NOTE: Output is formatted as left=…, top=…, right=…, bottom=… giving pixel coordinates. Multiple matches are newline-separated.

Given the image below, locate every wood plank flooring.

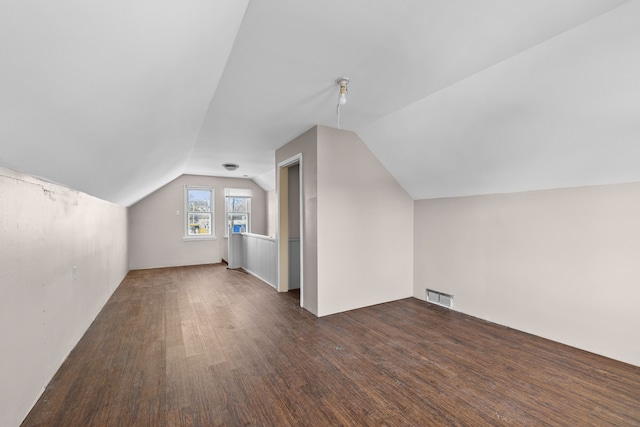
left=22, top=264, right=640, bottom=426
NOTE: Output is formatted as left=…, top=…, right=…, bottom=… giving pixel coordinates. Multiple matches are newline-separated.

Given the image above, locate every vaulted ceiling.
left=1, top=0, right=637, bottom=206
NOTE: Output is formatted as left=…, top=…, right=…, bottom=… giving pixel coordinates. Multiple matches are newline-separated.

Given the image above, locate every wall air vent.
left=426, top=289, right=453, bottom=309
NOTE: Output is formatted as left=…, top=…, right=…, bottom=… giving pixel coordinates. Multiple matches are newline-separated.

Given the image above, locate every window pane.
left=233, top=197, right=248, bottom=212
left=229, top=213, right=248, bottom=233
left=224, top=196, right=250, bottom=236
left=188, top=213, right=211, bottom=235
left=188, top=190, right=211, bottom=212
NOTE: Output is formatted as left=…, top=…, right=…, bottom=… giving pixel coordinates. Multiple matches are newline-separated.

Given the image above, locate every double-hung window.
left=225, top=188, right=252, bottom=237
left=185, top=186, right=214, bottom=238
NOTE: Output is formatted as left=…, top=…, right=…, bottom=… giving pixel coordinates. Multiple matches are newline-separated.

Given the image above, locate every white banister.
left=228, top=231, right=277, bottom=288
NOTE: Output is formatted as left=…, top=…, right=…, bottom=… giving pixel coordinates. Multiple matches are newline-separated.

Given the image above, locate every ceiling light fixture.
left=335, top=77, right=349, bottom=130
left=222, top=163, right=239, bottom=171
left=336, top=77, right=349, bottom=105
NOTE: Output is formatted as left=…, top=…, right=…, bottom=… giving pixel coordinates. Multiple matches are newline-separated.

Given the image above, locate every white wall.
left=128, top=174, right=266, bottom=269
left=316, top=126, right=414, bottom=316
left=0, top=167, right=128, bottom=427
left=414, top=183, right=640, bottom=367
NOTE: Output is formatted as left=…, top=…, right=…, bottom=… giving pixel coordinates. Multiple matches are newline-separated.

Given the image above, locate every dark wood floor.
left=23, top=264, right=640, bottom=426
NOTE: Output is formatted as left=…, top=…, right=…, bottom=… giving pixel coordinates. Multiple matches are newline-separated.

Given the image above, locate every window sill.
left=183, top=235, right=217, bottom=242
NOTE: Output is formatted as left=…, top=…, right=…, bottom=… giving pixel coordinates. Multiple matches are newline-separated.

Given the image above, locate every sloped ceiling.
left=1, top=0, right=637, bottom=206
left=0, top=0, right=249, bottom=205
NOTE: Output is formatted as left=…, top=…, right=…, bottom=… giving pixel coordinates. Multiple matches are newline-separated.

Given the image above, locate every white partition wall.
left=315, top=126, right=414, bottom=316
left=276, top=126, right=414, bottom=317
left=241, top=233, right=277, bottom=287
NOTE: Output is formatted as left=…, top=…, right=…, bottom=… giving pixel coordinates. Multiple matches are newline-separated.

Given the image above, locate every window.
left=225, top=188, right=252, bottom=237
left=185, top=186, right=214, bottom=237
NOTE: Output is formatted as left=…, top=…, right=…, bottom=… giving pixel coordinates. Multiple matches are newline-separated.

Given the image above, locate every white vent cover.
left=426, top=289, right=453, bottom=309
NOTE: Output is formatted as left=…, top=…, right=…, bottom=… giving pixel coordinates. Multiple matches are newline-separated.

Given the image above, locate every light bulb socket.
left=336, top=77, right=349, bottom=106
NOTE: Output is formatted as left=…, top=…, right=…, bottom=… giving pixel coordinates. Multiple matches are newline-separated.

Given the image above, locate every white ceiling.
left=1, top=0, right=637, bottom=206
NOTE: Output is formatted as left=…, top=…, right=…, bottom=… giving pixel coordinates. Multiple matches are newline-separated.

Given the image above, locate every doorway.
left=277, top=154, right=303, bottom=307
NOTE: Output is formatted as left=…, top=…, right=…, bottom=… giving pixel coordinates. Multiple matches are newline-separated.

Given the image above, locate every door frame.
left=276, top=153, right=304, bottom=308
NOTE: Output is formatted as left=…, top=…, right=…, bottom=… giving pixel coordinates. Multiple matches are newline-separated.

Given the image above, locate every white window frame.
left=184, top=185, right=215, bottom=240
left=224, top=188, right=252, bottom=238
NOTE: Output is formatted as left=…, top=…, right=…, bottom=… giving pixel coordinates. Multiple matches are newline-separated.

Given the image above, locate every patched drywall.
left=0, top=167, right=128, bottom=427
left=414, top=183, right=640, bottom=367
